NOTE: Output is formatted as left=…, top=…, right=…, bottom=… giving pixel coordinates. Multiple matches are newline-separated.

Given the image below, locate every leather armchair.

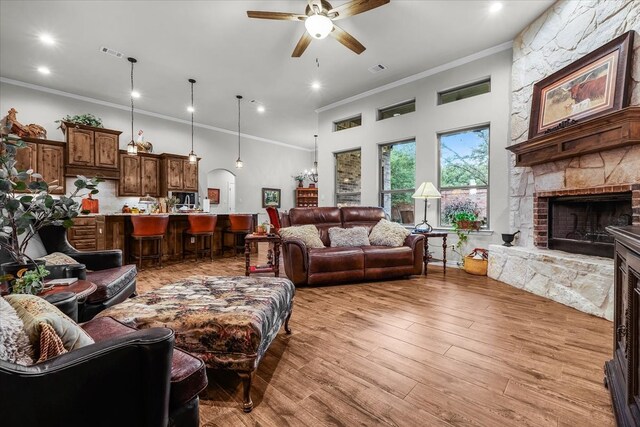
left=0, top=316, right=207, bottom=427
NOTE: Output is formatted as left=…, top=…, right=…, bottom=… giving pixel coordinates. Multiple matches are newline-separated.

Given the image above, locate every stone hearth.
left=488, top=244, right=614, bottom=320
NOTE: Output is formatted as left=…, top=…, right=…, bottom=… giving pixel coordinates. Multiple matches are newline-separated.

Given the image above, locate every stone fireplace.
left=534, top=187, right=636, bottom=258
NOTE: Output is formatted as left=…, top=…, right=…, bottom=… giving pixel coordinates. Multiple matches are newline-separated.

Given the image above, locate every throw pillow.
left=5, top=294, right=94, bottom=362
left=39, top=252, right=80, bottom=266
left=0, top=297, right=34, bottom=365
left=279, top=224, right=325, bottom=248
left=329, top=227, right=370, bottom=247
left=369, top=219, right=410, bottom=247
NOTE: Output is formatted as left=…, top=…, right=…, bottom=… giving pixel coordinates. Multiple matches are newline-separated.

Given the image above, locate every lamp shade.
left=305, top=14, right=333, bottom=39
left=412, top=182, right=441, bottom=199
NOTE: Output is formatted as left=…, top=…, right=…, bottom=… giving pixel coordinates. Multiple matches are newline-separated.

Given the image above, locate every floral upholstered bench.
left=98, top=276, right=295, bottom=412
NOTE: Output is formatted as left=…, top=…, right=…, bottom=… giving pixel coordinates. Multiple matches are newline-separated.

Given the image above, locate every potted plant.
left=292, top=173, right=306, bottom=188
left=8, top=265, right=50, bottom=294
left=443, top=198, right=486, bottom=265
left=0, top=135, right=101, bottom=294
left=55, top=113, right=104, bottom=128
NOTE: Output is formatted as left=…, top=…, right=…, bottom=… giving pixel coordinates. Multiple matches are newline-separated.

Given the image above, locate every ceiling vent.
left=368, top=64, right=386, bottom=74
left=100, top=46, right=124, bottom=59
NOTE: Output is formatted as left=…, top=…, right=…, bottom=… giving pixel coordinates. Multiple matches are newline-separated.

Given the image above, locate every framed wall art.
left=262, top=188, right=281, bottom=208
left=528, top=31, right=634, bottom=138
left=207, top=188, right=220, bottom=204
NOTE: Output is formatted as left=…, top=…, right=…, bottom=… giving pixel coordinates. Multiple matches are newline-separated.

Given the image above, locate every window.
left=438, top=78, right=491, bottom=105
left=333, top=115, right=362, bottom=132
left=377, top=99, right=416, bottom=121
left=335, top=149, right=361, bottom=206
left=439, top=126, right=489, bottom=227
left=379, top=140, right=416, bottom=225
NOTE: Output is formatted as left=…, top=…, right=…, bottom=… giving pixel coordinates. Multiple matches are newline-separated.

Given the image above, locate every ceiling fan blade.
left=247, top=11, right=306, bottom=21
left=330, top=25, right=366, bottom=54
left=292, top=32, right=313, bottom=57
left=328, top=0, right=390, bottom=20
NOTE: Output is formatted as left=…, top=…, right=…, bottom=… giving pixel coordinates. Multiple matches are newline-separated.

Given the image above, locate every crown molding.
left=0, top=77, right=312, bottom=152
left=315, top=40, right=513, bottom=113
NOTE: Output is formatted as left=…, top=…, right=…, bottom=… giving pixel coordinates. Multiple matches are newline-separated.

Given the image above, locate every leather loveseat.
left=280, top=207, right=424, bottom=286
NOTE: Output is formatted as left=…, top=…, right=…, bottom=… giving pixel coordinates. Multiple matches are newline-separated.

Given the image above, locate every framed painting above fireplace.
left=528, top=31, right=634, bottom=138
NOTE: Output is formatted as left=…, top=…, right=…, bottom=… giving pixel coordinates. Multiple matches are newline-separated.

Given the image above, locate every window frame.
left=334, top=148, right=362, bottom=206
left=437, top=124, right=490, bottom=228
left=437, top=78, right=491, bottom=105
left=378, top=139, right=416, bottom=225
left=376, top=99, right=416, bottom=121
left=333, top=114, right=362, bottom=132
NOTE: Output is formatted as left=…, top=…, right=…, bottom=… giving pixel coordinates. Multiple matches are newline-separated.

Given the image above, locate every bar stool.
left=130, top=215, right=169, bottom=269
left=183, top=215, right=217, bottom=261
left=224, top=214, right=253, bottom=255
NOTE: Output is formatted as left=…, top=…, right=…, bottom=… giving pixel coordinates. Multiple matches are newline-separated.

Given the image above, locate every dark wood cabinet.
left=141, top=156, right=160, bottom=196
left=160, top=154, right=199, bottom=195
left=183, top=159, right=198, bottom=191
left=67, top=216, right=99, bottom=251
left=61, top=122, right=121, bottom=179
left=118, top=151, right=160, bottom=197
left=606, top=226, right=640, bottom=426
left=118, top=153, right=141, bottom=196
left=15, top=138, right=65, bottom=195
left=38, top=143, right=65, bottom=194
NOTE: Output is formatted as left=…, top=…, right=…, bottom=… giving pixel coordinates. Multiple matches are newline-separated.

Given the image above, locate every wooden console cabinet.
left=160, top=154, right=199, bottom=195
left=118, top=151, right=161, bottom=197
left=14, top=137, right=65, bottom=195
left=605, top=226, right=640, bottom=426
left=61, top=122, right=121, bottom=179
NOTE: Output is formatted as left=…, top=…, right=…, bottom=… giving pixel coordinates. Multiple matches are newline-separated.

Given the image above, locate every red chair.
left=224, top=214, right=253, bottom=255
left=130, top=215, right=169, bottom=269
left=266, top=206, right=281, bottom=232
left=183, top=215, right=217, bottom=261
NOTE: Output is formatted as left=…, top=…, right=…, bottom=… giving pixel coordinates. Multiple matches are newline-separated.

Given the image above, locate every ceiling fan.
left=247, top=0, right=390, bottom=57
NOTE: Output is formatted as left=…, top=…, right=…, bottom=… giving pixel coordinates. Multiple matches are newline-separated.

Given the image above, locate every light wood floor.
left=136, top=248, right=614, bottom=427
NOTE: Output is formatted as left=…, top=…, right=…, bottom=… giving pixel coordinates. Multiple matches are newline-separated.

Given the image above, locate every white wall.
left=206, top=168, right=236, bottom=214
left=317, top=49, right=513, bottom=261
left=0, top=81, right=312, bottom=215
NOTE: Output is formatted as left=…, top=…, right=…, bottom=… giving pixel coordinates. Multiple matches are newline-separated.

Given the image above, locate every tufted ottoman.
left=98, top=276, right=295, bottom=412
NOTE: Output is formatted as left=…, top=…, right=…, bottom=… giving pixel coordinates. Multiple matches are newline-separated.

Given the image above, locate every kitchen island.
left=69, top=213, right=259, bottom=265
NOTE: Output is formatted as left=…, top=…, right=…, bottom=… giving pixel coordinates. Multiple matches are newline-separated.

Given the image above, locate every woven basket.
left=463, top=248, right=488, bottom=276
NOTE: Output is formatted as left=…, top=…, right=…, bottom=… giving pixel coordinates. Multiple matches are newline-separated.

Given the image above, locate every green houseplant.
left=0, top=135, right=101, bottom=294
left=55, top=113, right=104, bottom=128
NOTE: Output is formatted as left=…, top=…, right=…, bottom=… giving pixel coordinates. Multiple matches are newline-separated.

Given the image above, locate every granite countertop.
left=78, top=212, right=256, bottom=217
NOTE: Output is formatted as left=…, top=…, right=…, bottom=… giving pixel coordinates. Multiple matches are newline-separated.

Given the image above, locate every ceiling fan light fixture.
left=305, top=14, right=333, bottom=39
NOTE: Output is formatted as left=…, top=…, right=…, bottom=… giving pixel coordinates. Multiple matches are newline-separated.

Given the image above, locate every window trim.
left=334, top=148, right=362, bottom=206
left=378, top=139, right=416, bottom=224
left=437, top=124, right=490, bottom=228
left=333, top=114, right=363, bottom=132
left=437, top=77, right=491, bottom=105
left=376, top=98, right=416, bottom=121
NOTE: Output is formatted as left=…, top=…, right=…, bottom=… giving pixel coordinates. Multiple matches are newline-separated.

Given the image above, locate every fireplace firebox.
left=548, top=193, right=632, bottom=258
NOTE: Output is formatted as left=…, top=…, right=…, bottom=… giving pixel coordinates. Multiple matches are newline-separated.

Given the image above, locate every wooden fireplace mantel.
left=507, top=106, right=640, bottom=167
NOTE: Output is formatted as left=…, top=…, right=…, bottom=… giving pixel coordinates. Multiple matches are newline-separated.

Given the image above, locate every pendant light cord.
left=130, top=60, right=134, bottom=142
left=190, top=81, right=194, bottom=152
left=237, top=96, right=241, bottom=159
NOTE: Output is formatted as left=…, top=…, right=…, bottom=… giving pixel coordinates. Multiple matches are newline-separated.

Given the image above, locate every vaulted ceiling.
left=0, top=1, right=553, bottom=148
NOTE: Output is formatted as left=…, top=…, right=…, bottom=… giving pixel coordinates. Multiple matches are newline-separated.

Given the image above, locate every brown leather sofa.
left=280, top=207, right=424, bottom=286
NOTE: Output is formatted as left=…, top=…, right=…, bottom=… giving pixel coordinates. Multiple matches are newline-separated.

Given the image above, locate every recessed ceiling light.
left=187, top=106, right=195, bottom=113
left=37, top=66, right=51, bottom=75
left=131, top=90, right=141, bottom=99
left=489, top=2, right=503, bottom=13
left=311, top=81, right=321, bottom=90
left=257, top=105, right=265, bottom=113
left=39, top=33, right=55, bottom=45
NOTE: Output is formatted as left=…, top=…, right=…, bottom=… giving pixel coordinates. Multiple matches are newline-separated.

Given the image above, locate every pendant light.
left=235, top=95, right=243, bottom=168
left=313, top=134, right=318, bottom=172
left=187, top=78, right=198, bottom=164
left=126, top=57, right=138, bottom=156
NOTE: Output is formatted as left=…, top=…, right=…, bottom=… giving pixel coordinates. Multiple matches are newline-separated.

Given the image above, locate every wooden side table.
left=244, top=233, right=281, bottom=277
left=40, top=279, right=97, bottom=300
left=413, top=231, right=447, bottom=275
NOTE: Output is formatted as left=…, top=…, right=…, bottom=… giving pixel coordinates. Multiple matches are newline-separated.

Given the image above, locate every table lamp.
left=412, top=182, right=441, bottom=232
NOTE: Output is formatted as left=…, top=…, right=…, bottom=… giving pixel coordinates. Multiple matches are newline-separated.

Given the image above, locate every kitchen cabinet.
left=67, top=216, right=99, bottom=251
left=61, top=122, right=121, bottom=179
left=160, top=154, right=199, bottom=195
left=15, top=138, right=65, bottom=195
left=605, top=226, right=640, bottom=426
left=118, top=151, right=160, bottom=197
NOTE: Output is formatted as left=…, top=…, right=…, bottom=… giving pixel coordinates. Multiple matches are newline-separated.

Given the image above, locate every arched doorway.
left=206, top=169, right=236, bottom=213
